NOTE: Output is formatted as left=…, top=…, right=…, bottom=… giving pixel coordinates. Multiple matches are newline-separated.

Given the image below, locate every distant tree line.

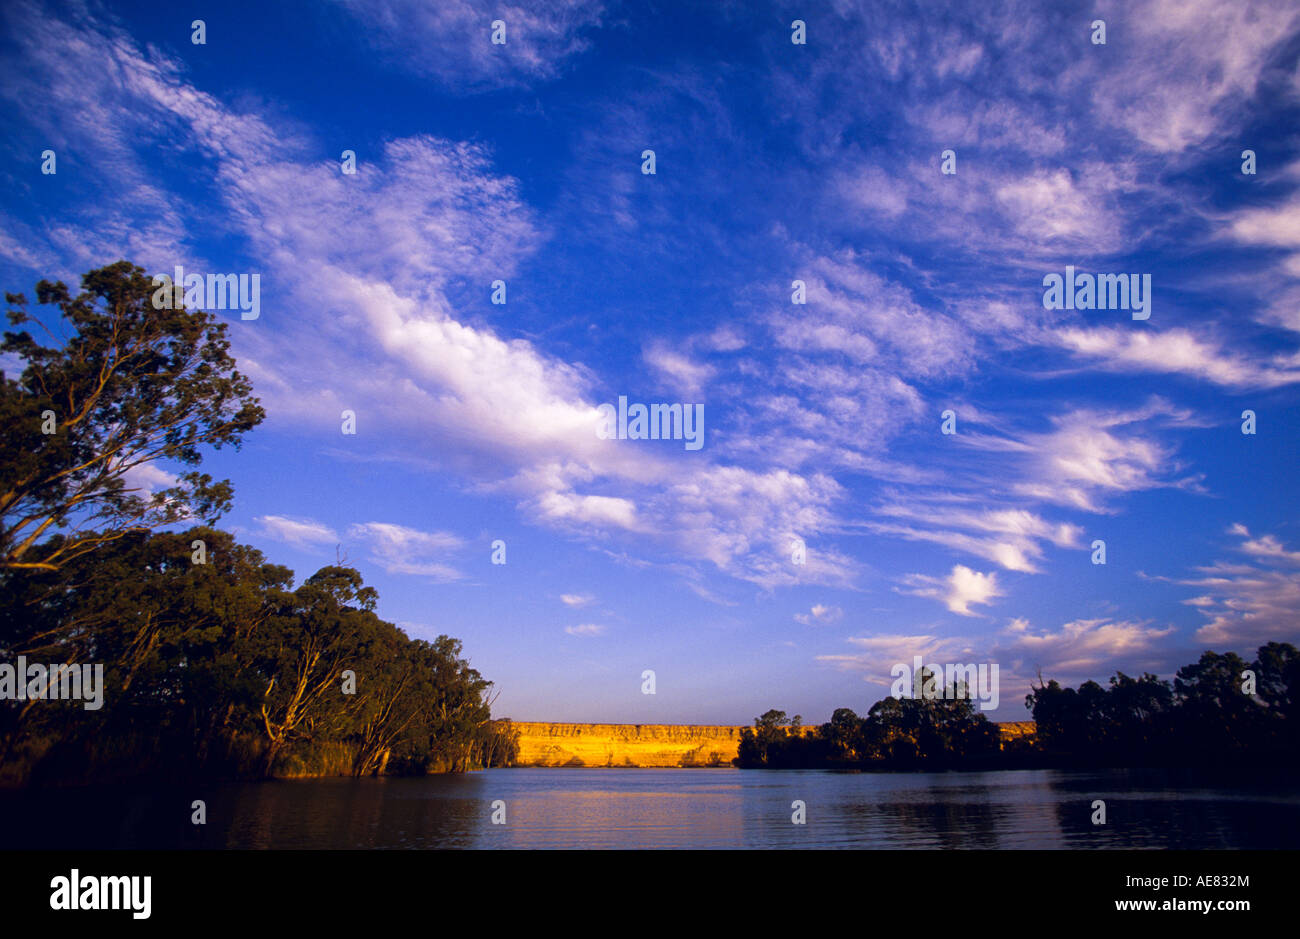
left=738, top=644, right=1299, bottom=770
left=1025, top=645, right=1298, bottom=767
left=737, top=673, right=1002, bottom=769
left=1, top=263, right=509, bottom=785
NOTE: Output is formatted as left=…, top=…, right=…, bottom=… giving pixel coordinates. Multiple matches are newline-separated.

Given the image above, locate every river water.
left=3, top=767, right=1296, bottom=849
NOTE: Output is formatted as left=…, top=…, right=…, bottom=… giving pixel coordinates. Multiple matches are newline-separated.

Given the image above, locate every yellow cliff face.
left=509, top=722, right=750, bottom=767
left=995, top=721, right=1037, bottom=748
left=505, top=720, right=1037, bottom=767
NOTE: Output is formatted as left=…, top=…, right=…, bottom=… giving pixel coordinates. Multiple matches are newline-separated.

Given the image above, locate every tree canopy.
left=1, top=262, right=502, bottom=786
left=2, top=261, right=262, bottom=571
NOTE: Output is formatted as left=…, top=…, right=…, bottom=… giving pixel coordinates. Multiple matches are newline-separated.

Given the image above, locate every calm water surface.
left=4, top=768, right=1297, bottom=849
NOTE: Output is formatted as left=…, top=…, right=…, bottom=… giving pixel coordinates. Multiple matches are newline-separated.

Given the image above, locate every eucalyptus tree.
left=1, top=262, right=262, bottom=572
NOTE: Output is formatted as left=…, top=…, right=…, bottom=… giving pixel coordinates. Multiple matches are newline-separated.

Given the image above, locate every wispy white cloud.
left=121, top=462, right=180, bottom=495
left=997, top=616, right=1177, bottom=679
left=254, top=516, right=464, bottom=580
left=857, top=401, right=1190, bottom=578
left=255, top=515, right=340, bottom=551
left=795, top=603, right=842, bottom=626
left=816, top=633, right=978, bottom=687
left=779, top=250, right=974, bottom=379
left=1055, top=328, right=1300, bottom=390
left=1229, top=197, right=1300, bottom=249
left=870, top=503, right=1083, bottom=574
left=901, top=565, right=1003, bottom=616
left=1180, top=525, right=1300, bottom=647
left=328, top=0, right=605, bottom=91
left=1091, top=0, right=1299, bottom=154
left=1002, top=402, right=1203, bottom=512
left=653, top=466, right=856, bottom=589
left=817, top=613, right=1181, bottom=706
left=643, top=340, right=714, bottom=395
left=345, top=522, right=465, bottom=581
left=0, top=11, right=875, bottom=594
left=6, top=0, right=1299, bottom=659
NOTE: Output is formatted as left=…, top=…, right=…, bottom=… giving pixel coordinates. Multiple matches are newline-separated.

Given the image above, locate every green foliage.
left=1, top=261, right=263, bottom=571
left=0, top=527, right=500, bottom=783
left=0, top=262, right=498, bottom=785
left=736, top=674, right=1000, bottom=769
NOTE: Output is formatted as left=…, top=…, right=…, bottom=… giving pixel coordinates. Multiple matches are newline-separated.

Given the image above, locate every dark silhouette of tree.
left=1022, top=645, right=1298, bottom=768
left=821, top=707, right=864, bottom=762
left=1253, top=642, right=1299, bottom=751
left=1103, top=672, right=1174, bottom=759
left=741, top=649, right=1298, bottom=772
left=738, top=671, right=1000, bottom=769
left=1173, top=651, right=1265, bottom=758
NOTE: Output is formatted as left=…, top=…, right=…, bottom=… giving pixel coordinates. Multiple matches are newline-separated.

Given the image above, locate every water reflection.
left=1, top=768, right=1295, bottom=849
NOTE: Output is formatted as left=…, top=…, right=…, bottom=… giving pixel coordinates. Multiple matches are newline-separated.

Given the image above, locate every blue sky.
left=2, top=0, right=1299, bottom=723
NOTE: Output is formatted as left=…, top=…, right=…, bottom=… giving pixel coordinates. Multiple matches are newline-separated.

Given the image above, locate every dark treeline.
left=1025, top=646, right=1298, bottom=767
left=1, top=262, right=515, bottom=786
left=737, top=681, right=1002, bottom=770
left=0, top=528, right=520, bottom=785
left=738, top=644, right=1300, bottom=770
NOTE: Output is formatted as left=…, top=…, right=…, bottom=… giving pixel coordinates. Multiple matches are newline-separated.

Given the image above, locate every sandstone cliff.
left=506, top=721, right=1035, bottom=767
left=509, top=722, right=750, bottom=767
left=995, top=721, right=1037, bottom=748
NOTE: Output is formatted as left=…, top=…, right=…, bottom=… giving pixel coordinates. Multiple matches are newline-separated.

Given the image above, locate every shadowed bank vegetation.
left=1, top=262, right=509, bottom=786
left=738, top=646, right=1300, bottom=770
left=0, top=527, right=515, bottom=786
